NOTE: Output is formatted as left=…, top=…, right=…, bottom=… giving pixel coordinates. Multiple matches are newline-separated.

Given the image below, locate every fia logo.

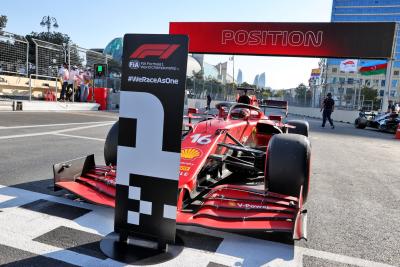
left=129, top=60, right=140, bottom=69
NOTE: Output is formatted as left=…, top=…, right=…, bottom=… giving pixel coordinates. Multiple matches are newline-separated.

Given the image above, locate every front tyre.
left=287, top=120, right=309, bottom=137
left=266, top=134, right=311, bottom=202
left=104, top=121, right=119, bottom=166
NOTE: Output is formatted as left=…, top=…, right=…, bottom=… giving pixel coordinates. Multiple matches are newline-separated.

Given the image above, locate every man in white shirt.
left=58, top=63, right=69, bottom=101
left=67, top=65, right=78, bottom=101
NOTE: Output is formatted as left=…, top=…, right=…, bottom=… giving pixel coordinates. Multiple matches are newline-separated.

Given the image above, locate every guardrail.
left=0, top=70, right=28, bottom=77
left=29, top=74, right=59, bottom=101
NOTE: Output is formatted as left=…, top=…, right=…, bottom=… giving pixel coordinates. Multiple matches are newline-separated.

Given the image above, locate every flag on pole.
left=339, top=59, right=358, bottom=72
left=310, top=68, right=320, bottom=78
left=359, top=60, right=387, bottom=76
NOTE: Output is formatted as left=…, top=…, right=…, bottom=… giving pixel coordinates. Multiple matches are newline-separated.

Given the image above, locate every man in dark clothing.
left=321, top=92, right=335, bottom=129
left=206, top=95, right=212, bottom=110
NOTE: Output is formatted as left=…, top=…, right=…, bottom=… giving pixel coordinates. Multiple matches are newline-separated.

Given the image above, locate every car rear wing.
left=260, top=100, right=288, bottom=117
left=260, top=100, right=288, bottom=111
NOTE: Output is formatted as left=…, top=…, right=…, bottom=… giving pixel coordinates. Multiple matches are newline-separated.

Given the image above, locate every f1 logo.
left=129, top=44, right=180, bottom=59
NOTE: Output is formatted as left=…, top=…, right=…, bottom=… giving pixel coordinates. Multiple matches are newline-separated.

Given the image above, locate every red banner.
left=169, top=22, right=395, bottom=59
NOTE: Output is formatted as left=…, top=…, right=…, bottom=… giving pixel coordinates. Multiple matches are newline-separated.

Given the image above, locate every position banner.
left=115, top=34, right=188, bottom=243
left=169, top=22, right=396, bottom=59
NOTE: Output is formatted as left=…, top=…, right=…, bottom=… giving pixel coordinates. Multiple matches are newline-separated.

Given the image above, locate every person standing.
left=58, top=63, right=69, bottom=101
left=67, top=66, right=78, bottom=101
left=320, top=92, right=335, bottom=129
left=206, top=94, right=212, bottom=110
left=80, top=68, right=91, bottom=102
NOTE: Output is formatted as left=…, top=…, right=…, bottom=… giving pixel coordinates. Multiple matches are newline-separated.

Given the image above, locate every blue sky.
left=2, top=0, right=333, bottom=88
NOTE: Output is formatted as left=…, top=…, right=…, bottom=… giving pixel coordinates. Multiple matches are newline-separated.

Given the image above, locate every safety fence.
left=32, top=39, right=64, bottom=77
left=0, top=30, right=113, bottom=102
left=0, top=31, right=29, bottom=76
left=186, top=77, right=237, bottom=102
left=283, top=85, right=379, bottom=111
left=69, top=44, right=109, bottom=70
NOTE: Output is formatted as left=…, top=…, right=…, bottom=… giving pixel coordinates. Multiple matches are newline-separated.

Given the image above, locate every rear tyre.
left=355, top=118, right=367, bottom=129
left=266, top=134, right=311, bottom=202
left=104, top=121, right=119, bottom=166
left=287, top=120, right=309, bottom=137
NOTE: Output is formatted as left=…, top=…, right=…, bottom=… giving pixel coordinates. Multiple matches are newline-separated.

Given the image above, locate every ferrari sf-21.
left=53, top=88, right=311, bottom=240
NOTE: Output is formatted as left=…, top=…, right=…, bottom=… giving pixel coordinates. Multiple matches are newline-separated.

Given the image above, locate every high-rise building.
left=253, top=74, right=259, bottom=87
left=324, top=0, right=400, bottom=107
left=258, top=72, right=266, bottom=89
left=237, top=69, right=243, bottom=85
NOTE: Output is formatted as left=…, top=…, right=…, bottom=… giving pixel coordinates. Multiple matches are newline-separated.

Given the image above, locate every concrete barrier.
left=288, top=106, right=359, bottom=124
left=18, top=101, right=100, bottom=111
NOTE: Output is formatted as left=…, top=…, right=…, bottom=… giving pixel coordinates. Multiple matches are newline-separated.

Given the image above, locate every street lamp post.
left=40, top=16, right=59, bottom=33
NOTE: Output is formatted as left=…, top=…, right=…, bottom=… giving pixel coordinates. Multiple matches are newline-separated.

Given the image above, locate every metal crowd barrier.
left=28, top=74, right=59, bottom=102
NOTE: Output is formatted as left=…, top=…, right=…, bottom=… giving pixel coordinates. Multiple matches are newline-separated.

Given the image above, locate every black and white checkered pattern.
left=114, top=91, right=180, bottom=242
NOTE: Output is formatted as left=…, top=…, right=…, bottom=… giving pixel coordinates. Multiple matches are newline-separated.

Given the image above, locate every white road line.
left=296, top=246, right=396, bottom=267
left=65, top=111, right=118, bottom=119
left=53, top=133, right=105, bottom=142
left=0, top=120, right=115, bottom=130
left=0, top=122, right=113, bottom=140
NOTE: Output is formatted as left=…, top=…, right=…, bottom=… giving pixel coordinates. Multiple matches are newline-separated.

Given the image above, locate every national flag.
left=359, top=60, right=387, bottom=76
left=310, top=68, right=320, bottom=77
left=339, top=59, right=358, bottom=72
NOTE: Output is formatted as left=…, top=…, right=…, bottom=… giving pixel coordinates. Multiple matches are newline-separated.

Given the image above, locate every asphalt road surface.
left=0, top=110, right=399, bottom=267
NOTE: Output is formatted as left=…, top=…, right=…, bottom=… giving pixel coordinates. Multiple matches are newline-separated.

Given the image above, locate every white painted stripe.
left=52, top=133, right=105, bottom=142
left=65, top=111, right=118, bottom=119
left=296, top=246, right=397, bottom=267
left=0, top=120, right=115, bottom=130
left=0, top=122, right=113, bottom=140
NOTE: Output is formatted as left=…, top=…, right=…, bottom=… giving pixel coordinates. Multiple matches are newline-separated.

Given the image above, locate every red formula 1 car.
left=53, top=89, right=311, bottom=239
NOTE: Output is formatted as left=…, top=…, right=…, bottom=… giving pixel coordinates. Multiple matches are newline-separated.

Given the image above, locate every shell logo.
left=181, top=148, right=202, bottom=160
left=227, top=201, right=236, bottom=207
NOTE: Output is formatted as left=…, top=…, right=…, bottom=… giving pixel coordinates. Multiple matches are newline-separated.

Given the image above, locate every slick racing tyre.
left=287, top=120, right=309, bottom=137
left=104, top=121, right=119, bottom=166
left=355, top=118, right=367, bottom=129
left=266, top=134, right=311, bottom=202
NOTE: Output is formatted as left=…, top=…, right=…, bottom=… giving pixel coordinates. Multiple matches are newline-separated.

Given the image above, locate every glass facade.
left=329, top=0, right=400, bottom=67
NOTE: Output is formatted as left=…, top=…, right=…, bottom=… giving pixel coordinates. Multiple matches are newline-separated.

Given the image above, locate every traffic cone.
left=396, top=124, right=400, bottom=140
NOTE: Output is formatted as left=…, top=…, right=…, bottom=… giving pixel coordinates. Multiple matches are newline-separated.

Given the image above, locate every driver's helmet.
left=237, top=95, right=251, bottom=104
left=230, top=108, right=250, bottom=120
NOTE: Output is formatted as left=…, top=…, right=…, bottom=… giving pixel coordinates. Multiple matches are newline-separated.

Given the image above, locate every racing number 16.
left=190, top=134, right=212, bottom=145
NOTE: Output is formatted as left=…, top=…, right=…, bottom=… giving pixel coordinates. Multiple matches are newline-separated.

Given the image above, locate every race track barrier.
left=288, top=106, right=360, bottom=124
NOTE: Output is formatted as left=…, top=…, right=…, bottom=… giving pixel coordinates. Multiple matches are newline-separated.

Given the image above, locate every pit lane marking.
left=0, top=120, right=115, bottom=130
left=0, top=122, right=113, bottom=140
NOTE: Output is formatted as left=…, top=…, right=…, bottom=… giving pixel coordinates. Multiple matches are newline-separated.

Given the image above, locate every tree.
left=26, top=31, right=71, bottom=46
left=273, top=89, right=285, bottom=98
left=0, top=15, right=7, bottom=31
left=25, top=31, right=73, bottom=66
left=295, top=83, right=307, bottom=104
left=240, top=82, right=256, bottom=89
left=360, top=85, right=379, bottom=109
left=262, top=89, right=272, bottom=99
